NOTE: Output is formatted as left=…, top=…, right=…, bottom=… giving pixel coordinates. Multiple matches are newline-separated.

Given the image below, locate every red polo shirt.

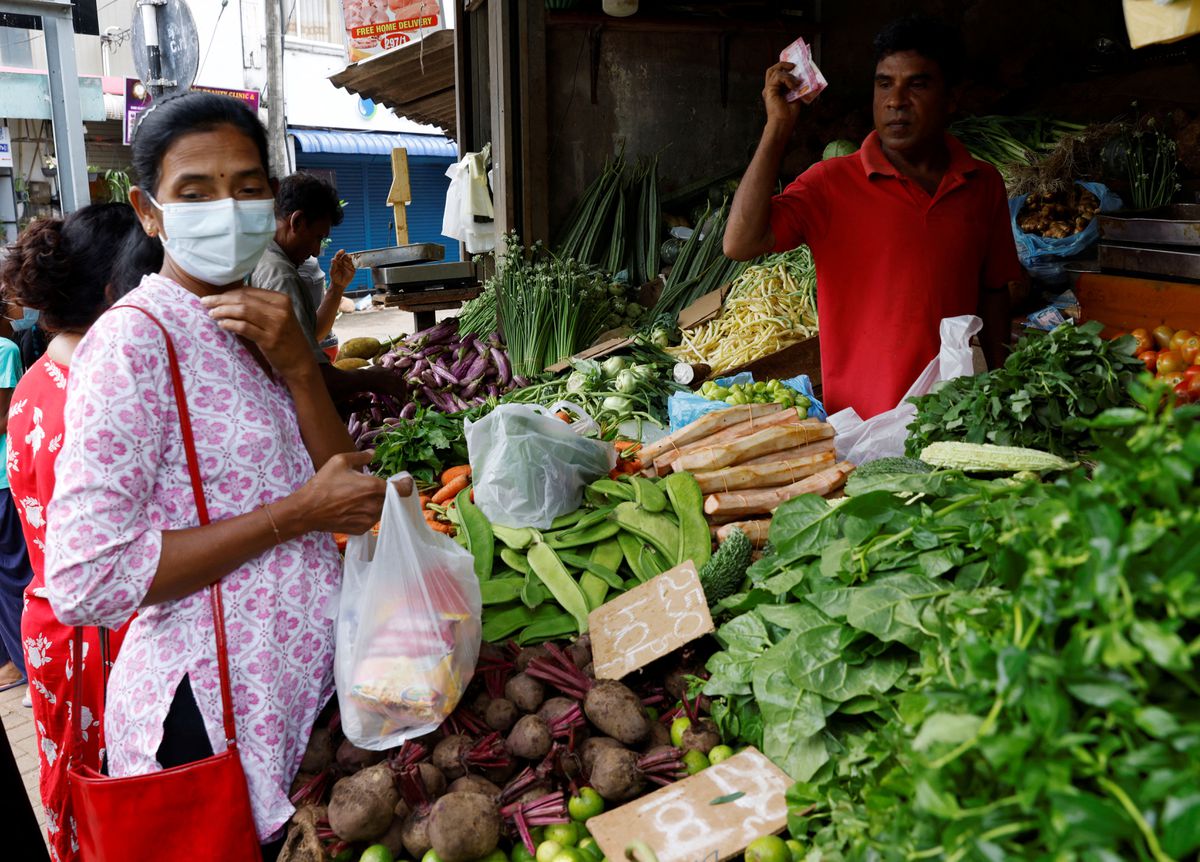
left=769, top=131, right=1021, bottom=419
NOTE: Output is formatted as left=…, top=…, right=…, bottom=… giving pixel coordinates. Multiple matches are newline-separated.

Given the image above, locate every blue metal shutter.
left=295, top=154, right=375, bottom=294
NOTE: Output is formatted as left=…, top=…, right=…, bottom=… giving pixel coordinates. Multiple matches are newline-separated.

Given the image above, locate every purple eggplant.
left=358, top=427, right=385, bottom=448
left=410, top=357, right=428, bottom=376
left=370, top=407, right=382, bottom=424
left=512, top=375, right=529, bottom=388
left=399, top=402, right=418, bottom=420
left=461, top=378, right=482, bottom=400
left=394, top=355, right=414, bottom=372
left=416, top=319, right=459, bottom=347
left=431, top=364, right=458, bottom=387
left=463, top=351, right=489, bottom=383
left=486, top=383, right=500, bottom=398
left=490, top=347, right=512, bottom=386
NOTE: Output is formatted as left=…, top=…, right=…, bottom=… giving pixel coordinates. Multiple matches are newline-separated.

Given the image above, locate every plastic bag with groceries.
left=779, top=36, right=827, bottom=103
left=335, top=474, right=482, bottom=750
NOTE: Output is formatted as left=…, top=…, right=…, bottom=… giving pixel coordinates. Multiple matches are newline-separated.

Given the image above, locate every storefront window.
left=284, top=0, right=344, bottom=45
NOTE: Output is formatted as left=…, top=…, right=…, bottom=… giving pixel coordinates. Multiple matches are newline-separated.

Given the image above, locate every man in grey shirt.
left=253, top=173, right=403, bottom=403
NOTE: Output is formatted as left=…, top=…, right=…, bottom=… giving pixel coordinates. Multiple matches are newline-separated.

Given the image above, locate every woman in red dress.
left=3, top=203, right=160, bottom=861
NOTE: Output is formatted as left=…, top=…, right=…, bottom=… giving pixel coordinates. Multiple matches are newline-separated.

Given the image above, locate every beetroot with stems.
left=580, top=736, right=623, bottom=774
left=299, top=727, right=334, bottom=774
left=327, top=762, right=400, bottom=842
left=514, top=645, right=549, bottom=673
left=507, top=702, right=585, bottom=760
left=485, top=697, right=519, bottom=732
left=428, top=791, right=503, bottom=862
left=505, top=673, right=546, bottom=713
left=432, top=734, right=472, bottom=781
left=527, top=644, right=651, bottom=744
left=500, top=792, right=570, bottom=855
left=397, top=764, right=436, bottom=859
left=589, top=746, right=686, bottom=802
left=449, top=775, right=502, bottom=798
left=680, top=717, right=721, bottom=754
left=536, top=696, right=578, bottom=724
left=566, top=635, right=592, bottom=669
left=336, top=738, right=385, bottom=772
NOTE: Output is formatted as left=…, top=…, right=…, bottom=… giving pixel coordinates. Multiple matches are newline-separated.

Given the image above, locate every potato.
left=428, top=792, right=502, bottom=862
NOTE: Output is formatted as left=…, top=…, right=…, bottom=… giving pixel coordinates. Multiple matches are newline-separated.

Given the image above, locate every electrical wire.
left=196, top=0, right=229, bottom=81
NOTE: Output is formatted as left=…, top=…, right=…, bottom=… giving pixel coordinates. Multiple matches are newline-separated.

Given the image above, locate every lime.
left=707, top=744, right=734, bottom=764
left=682, top=749, right=709, bottom=775
left=544, top=823, right=581, bottom=847
left=577, top=837, right=603, bottom=860
left=422, top=851, right=444, bottom=862
left=745, top=835, right=791, bottom=862
left=333, top=851, right=356, bottom=862
left=475, top=852, right=508, bottom=862
left=568, top=787, right=605, bottom=822
left=550, top=851, right=589, bottom=862
left=512, top=844, right=537, bottom=862
left=360, top=847, right=394, bottom=862
left=669, top=716, right=692, bottom=747
left=785, top=839, right=805, bottom=861
left=536, top=841, right=564, bottom=862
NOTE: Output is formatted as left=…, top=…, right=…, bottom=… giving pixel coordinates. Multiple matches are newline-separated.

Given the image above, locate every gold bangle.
left=263, top=504, right=284, bottom=546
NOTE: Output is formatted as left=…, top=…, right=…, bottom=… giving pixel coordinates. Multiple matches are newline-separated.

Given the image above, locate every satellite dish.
left=131, top=0, right=199, bottom=100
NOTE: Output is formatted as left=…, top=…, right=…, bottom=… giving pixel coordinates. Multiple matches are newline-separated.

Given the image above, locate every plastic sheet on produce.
left=667, top=373, right=826, bottom=432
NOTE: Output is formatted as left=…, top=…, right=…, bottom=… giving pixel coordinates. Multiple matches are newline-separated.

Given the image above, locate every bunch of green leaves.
left=371, top=406, right=469, bottom=488
left=905, top=320, right=1143, bottom=457
left=707, top=387, right=1200, bottom=861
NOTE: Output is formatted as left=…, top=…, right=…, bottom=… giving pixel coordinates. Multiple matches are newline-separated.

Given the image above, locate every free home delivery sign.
left=341, top=0, right=444, bottom=63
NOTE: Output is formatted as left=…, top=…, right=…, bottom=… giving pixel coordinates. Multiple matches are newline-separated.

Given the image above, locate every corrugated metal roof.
left=329, top=29, right=457, bottom=138
left=289, top=129, right=457, bottom=159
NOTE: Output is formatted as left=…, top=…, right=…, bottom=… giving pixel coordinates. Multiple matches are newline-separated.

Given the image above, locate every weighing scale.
left=352, top=243, right=480, bottom=332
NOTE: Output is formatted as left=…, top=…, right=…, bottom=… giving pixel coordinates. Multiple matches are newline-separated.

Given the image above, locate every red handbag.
left=67, top=305, right=263, bottom=862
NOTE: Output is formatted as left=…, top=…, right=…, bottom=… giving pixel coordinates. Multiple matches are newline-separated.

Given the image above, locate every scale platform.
left=370, top=259, right=481, bottom=331
left=1097, top=205, right=1200, bottom=282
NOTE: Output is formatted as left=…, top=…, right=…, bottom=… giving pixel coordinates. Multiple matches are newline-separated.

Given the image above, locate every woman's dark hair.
left=873, top=15, right=966, bottom=87
left=131, top=91, right=271, bottom=196
left=0, top=203, right=153, bottom=330
left=277, top=172, right=344, bottom=227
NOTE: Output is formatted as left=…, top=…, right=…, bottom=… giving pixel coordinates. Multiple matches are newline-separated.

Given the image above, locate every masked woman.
left=44, top=93, right=385, bottom=860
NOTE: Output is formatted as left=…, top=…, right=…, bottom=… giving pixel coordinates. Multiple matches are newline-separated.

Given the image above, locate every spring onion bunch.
left=493, top=235, right=612, bottom=377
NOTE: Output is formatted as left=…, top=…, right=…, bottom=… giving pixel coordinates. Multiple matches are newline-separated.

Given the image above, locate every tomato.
left=1131, top=327, right=1153, bottom=354
left=670, top=716, right=692, bottom=747
left=567, top=787, right=605, bottom=822
left=745, top=836, right=793, bottom=862
left=682, top=749, right=710, bottom=775
left=1139, top=350, right=1159, bottom=373
left=707, top=744, right=735, bottom=764
left=1158, top=350, right=1187, bottom=375
left=1182, top=336, right=1200, bottom=365
left=544, top=823, right=581, bottom=847
left=1170, top=329, right=1195, bottom=355
left=1160, top=371, right=1186, bottom=388
left=1190, top=374, right=1200, bottom=397
left=1174, top=380, right=1193, bottom=404
left=1153, top=325, right=1176, bottom=350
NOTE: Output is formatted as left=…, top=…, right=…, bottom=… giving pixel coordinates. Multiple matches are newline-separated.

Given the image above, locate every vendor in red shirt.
left=724, top=16, right=1022, bottom=419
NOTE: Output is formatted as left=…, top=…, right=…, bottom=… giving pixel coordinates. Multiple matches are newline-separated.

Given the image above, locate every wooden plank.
left=488, top=0, right=517, bottom=237
left=1076, top=271, right=1200, bottom=334
left=518, top=0, right=549, bottom=244
left=393, top=204, right=409, bottom=245
left=388, top=148, right=411, bottom=204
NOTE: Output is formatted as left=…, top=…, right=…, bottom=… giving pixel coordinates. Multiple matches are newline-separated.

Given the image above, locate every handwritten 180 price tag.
left=587, top=748, right=792, bottom=862
left=589, top=561, right=714, bottom=680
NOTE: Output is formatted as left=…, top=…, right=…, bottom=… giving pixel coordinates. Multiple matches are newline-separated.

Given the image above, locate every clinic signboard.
left=124, top=79, right=261, bottom=145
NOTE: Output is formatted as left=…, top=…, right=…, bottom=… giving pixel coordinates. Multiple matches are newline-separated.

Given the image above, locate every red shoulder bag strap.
left=71, top=304, right=239, bottom=758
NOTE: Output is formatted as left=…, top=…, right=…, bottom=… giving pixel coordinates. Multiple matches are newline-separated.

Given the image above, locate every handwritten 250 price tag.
left=589, top=561, right=714, bottom=680
left=587, top=748, right=792, bottom=862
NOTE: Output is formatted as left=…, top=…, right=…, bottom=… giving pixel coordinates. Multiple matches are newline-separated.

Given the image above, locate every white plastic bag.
left=335, top=474, right=482, bottom=750
left=442, top=147, right=497, bottom=254
left=465, top=404, right=617, bottom=529
left=830, top=315, right=981, bottom=464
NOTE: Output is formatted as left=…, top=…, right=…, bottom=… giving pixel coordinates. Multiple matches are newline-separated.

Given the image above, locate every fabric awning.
left=329, top=29, right=457, bottom=140
left=289, top=128, right=457, bottom=159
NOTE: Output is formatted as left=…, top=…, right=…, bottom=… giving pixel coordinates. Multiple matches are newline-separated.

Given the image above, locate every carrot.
left=614, top=440, right=642, bottom=454
left=555, top=411, right=571, bottom=423
left=440, top=465, right=472, bottom=487
left=423, top=509, right=439, bottom=522
left=675, top=422, right=834, bottom=473
left=428, top=521, right=456, bottom=534
left=419, top=495, right=432, bottom=508
left=432, top=475, right=470, bottom=505
left=703, top=462, right=855, bottom=519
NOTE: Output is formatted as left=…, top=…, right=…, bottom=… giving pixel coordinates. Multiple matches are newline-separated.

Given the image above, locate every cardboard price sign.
left=587, top=748, right=792, bottom=862
left=589, top=561, right=714, bottom=680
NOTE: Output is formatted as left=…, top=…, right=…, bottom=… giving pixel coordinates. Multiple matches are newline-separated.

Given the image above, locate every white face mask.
left=149, top=195, right=276, bottom=285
